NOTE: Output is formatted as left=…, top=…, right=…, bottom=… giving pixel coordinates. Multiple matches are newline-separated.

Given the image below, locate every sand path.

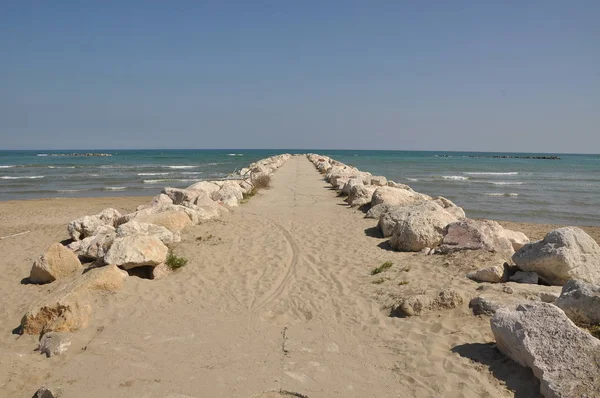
left=1, top=156, right=537, bottom=397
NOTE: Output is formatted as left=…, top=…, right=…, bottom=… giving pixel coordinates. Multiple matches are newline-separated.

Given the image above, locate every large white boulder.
left=116, top=221, right=176, bottom=245
left=186, top=181, right=221, bottom=198
left=389, top=201, right=459, bottom=251
left=491, top=303, right=600, bottom=398
left=429, top=196, right=466, bottom=219
left=67, top=208, right=122, bottom=241
left=371, top=186, right=430, bottom=207
left=512, top=227, right=600, bottom=285
left=104, top=235, right=168, bottom=270
left=77, top=227, right=116, bottom=260
left=211, top=181, right=245, bottom=207
left=555, top=279, right=600, bottom=325
left=345, top=184, right=377, bottom=207
left=438, top=219, right=516, bottom=256
left=29, top=243, right=82, bottom=284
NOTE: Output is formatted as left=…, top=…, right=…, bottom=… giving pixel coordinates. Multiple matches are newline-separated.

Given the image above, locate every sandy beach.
left=1, top=155, right=599, bottom=397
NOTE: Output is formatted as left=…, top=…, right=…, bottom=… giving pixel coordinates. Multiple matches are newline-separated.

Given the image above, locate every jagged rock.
left=135, top=210, right=194, bottom=234
left=512, top=227, right=600, bottom=285
left=369, top=176, right=388, bottom=186
left=555, top=279, right=600, bottom=325
left=509, top=271, right=539, bottom=284
left=341, top=178, right=364, bottom=195
left=21, top=289, right=91, bottom=335
left=116, top=221, right=176, bottom=245
left=161, top=187, right=204, bottom=205
left=371, top=186, right=430, bottom=207
left=38, top=332, right=71, bottom=357
left=430, top=197, right=466, bottom=219
left=29, top=243, right=82, bottom=284
left=104, top=235, right=168, bottom=270
left=117, top=204, right=198, bottom=226
left=389, top=202, right=459, bottom=251
left=467, top=265, right=506, bottom=283
left=67, top=208, right=122, bottom=241
left=438, top=219, right=515, bottom=256
left=150, top=193, right=173, bottom=207
left=491, top=303, right=600, bottom=398
left=186, top=181, right=221, bottom=198
left=211, top=181, right=245, bottom=207
left=365, top=203, right=393, bottom=219
left=469, top=296, right=504, bottom=316
left=152, top=263, right=172, bottom=280
left=77, top=228, right=116, bottom=260
left=345, top=184, right=377, bottom=207
left=83, top=264, right=128, bottom=291
left=395, top=288, right=464, bottom=316
left=387, top=181, right=413, bottom=190
left=501, top=229, right=529, bottom=251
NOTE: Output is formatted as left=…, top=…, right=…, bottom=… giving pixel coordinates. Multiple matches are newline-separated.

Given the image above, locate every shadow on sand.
left=451, top=342, right=541, bottom=398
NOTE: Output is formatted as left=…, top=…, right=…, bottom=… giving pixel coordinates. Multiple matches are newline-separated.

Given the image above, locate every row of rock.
left=21, top=154, right=292, bottom=338
left=307, top=153, right=600, bottom=397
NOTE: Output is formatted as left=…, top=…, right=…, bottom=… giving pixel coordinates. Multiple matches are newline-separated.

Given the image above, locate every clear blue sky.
left=1, top=1, right=599, bottom=152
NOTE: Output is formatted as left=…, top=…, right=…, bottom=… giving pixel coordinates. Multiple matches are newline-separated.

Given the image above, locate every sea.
left=1, top=149, right=599, bottom=226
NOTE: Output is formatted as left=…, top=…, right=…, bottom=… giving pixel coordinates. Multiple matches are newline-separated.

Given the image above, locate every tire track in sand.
left=249, top=218, right=300, bottom=329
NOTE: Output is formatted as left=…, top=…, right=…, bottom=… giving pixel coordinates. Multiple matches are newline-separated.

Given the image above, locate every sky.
left=1, top=1, right=599, bottom=153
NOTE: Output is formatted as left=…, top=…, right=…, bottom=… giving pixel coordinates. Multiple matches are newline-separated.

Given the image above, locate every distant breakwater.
left=437, top=155, right=561, bottom=160
left=37, top=153, right=113, bottom=157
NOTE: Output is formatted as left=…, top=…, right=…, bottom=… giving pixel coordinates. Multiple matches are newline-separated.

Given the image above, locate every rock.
left=77, top=228, right=116, bottom=260
left=161, top=187, right=203, bottom=205
left=341, top=178, right=363, bottom=195
left=150, top=193, right=174, bottom=207
left=32, top=387, right=56, bottom=398
left=29, top=243, right=82, bottom=284
left=395, top=288, right=464, bottom=316
left=540, top=292, right=558, bottom=303
left=438, top=219, right=515, bottom=256
left=117, top=204, right=198, bottom=226
left=82, top=264, right=128, bottom=291
left=136, top=210, right=194, bottom=234
left=365, top=203, right=393, bottom=219
left=430, top=197, right=466, bottom=219
left=369, top=176, right=388, bottom=186
left=371, top=186, right=430, bottom=207
left=38, top=332, right=71, bottom=357
left=345, top=184, right=377, bottom=207
left=104, top=235, right=168, bottom=270
left=469, top=296, right=503, bottom=316
left=193, top=192, right=229, bottom=218
left=67, top=208, right=122, bottom=241
left=186, top=181, right=221, bottom=198
left=116, top=221, right=175, bottom=245
left=152, top=263, right=172, bottom=280
left=509, top=271, right=539, bottom=284
left=512, top=227, right=600, bottom=285
left=211, top=181, right=244, bottom=207
left=379, top=201, right=456, bottom=239
left=467, top=265, right=506, bottom=283
left=389, top=202, right=459, bottom=251
left=387, top=181, right=413, bottom=190
left=491, top=303, right=600, bottom=398
left=21, top=289, right=91, bottom=335
left=501, top=229, right=529, bottom=251
left=555, top=279, right=600, bottom=325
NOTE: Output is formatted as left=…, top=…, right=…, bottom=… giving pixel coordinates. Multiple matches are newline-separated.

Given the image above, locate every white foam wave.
left=137, top=172, right=170, bottom=176
left=48, top=166, right=76, bottom=169
left=440, top=175, right=469, bottom=181
left=164, top=165, right=197, bottom=169
left=228, top=153, right=243, bottom=156
left=1, top=175, right=45, bottom=179
left=181, top=172, right=203, bottom=175
left=485, top=192, right=519, bottom=197
left=37, top=154, right=48, bottom=157
left=407, top=178, right=419, bottom=182
left=464, top=172, right=519, bottom=176
left=489, top=181, right=524, bottom=186
left=104, top=186, right=127, bottom=191
left=0, top=165, right=15, bottom=168
left=143, top=179, right=166, bottom=184
left=57, top=189, right=87, bottom=193
left=143, top=178, right=199, bottom=184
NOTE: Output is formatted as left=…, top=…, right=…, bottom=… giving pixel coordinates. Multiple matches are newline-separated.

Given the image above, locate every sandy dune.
left=3, top=155, right=599, bottom=397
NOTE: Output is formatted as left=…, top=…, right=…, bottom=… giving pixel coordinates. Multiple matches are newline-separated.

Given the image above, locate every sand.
left=1, top=155, right=598, bottom=397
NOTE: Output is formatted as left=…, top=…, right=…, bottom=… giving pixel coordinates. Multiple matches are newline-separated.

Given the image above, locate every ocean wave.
left=488, top=181, right=525, bottom=186
left=464, top=172, right=519, bottom=176
left=1, top=175, right=45, bottom=179
left=407, top=178, right=419, bottom=182
left=438, top=175, right=469, bottom=181
left=181, top=171, right=203, bottom=175
left=164, top=165, right=198, bottom=169
left=0, top=165, right=15, bottom=168
left=143, top=178, right=199, bottom=184
left=484, top=192, right=519, bottom=197
left=48, top=166, right=76, bottom=169
left=37, top=154, right=48, bottom=157
left=137, top=172, right=170, bottom=176
left=57, top=189, right=88, bottom=193
left=228, top=153, right=243, bottom=156
left=104, top=186, right=127, bottom=191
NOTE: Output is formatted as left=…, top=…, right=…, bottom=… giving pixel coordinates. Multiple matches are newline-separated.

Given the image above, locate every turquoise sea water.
left=1, top=149, right=599, bottom=226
